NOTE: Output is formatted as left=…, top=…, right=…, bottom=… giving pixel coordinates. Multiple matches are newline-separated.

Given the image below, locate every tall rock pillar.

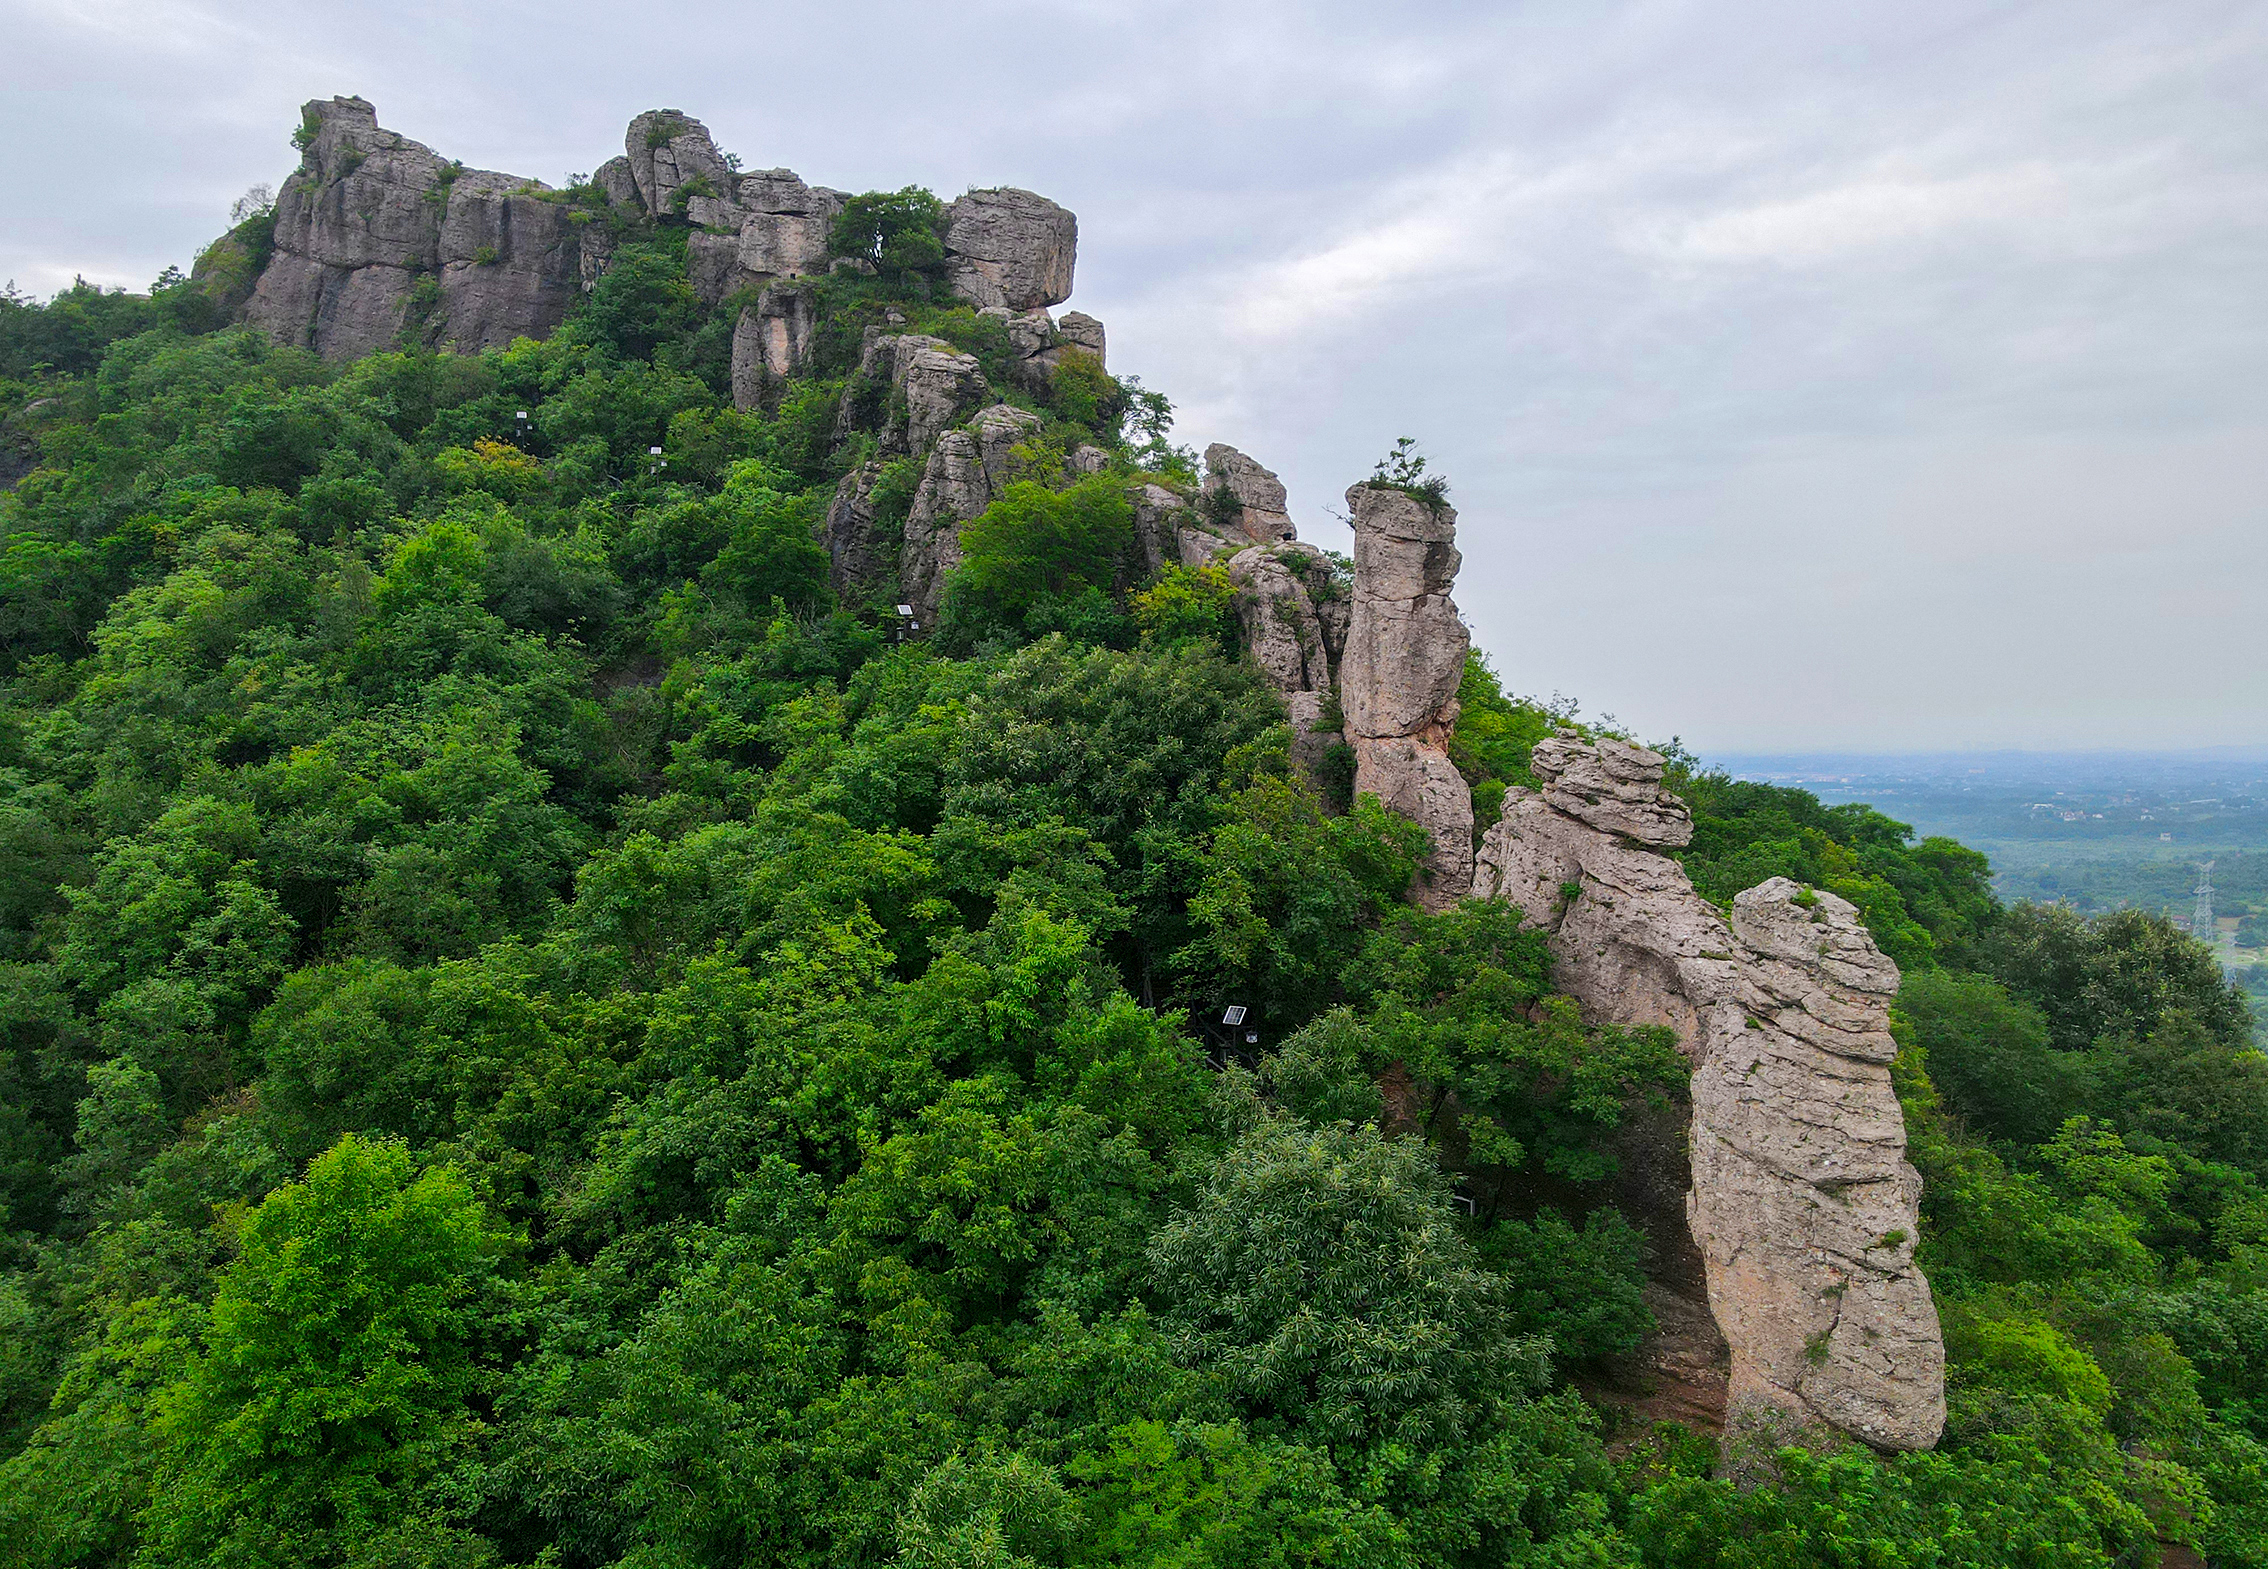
left=1471, top=736, right=1947, bottom=1451
left=1341, top=484, right=1473, bottom=909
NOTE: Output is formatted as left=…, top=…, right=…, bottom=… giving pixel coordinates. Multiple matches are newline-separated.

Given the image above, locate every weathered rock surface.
left=837, top=333, right=988, bottom=457
left=1470, top=738, right=1945, bottom=1451
left=900, top=404, right=1043, bottom=622
left=625, top=110, right=735, bottom=217
left=594, top=156, right=640, bottom=212
left=245, top=97, right=444, bottom=359
left=1531, top=735, right=1696, bottom=847
left=1340, top=484, right=1472, bottom=906
left=730, top=284, right=818, bottom=409
left=244, top=97, right=583, bottom=360
left=943, top=189, right=1077, bottom=311
left=436, top=170, right=583, bottom=350
left=1202, top=443, right=1296, bottom=545
left=1131, top=485, right=1193, bottom=577
left=821, top=464, right=889, bottom=601
left=228, top=100, right=1086, bottom=372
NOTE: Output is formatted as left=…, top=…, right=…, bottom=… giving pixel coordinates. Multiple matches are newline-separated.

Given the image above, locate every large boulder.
left=943, top=189, right=1076, bottom=311
left=1471, top=739, right=1946, bottom=1452
left=1202, top=444, right=1296, bottom=545
left=1339, top=483, right=1473, bottom=906
left=625, top=109, right=735, bottom=217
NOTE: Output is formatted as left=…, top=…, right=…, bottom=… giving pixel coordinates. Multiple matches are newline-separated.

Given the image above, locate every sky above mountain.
left=5, top=0, right=2262, bottom=754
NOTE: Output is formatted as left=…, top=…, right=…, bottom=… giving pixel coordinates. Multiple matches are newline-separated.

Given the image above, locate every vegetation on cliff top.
left=0, top=201, right=2262, bottom=1567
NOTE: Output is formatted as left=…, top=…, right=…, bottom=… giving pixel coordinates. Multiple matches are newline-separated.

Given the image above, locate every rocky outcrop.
left=730, top=284, right=818, bottom=407
left=1471, top=737, right=1945, bottom=1452
left=435, top=171, right=583, bottom=351
left=1132, top=485, right=1192, bottom=578
left=836, top=333, right=988, bottom=458
left=992, top=306, right=1109, bottom=393
left=625, top=110, right=735, bottom=217
left=1340, top=484, right=1472, bottom=908
left=943, top=189, right=1077, bottom=311
left=1225, top=544, right=1341, bottom=775
left=1202, top=443, right=1296, bottom=545
left=900, top=404, right=1043, bottom=622
left=244, top=97, right=583, bottom=360
left=232, top=101, right=1089, bottom=378
left=821, top=464, right=889, bottom=601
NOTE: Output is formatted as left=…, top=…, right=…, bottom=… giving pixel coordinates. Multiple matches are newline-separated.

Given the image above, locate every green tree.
left=141, top=1134, right=511, bottom=1567
left=828, top=187, right=949, bottom=295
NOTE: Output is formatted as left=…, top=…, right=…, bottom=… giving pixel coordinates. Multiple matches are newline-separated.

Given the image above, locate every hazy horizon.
left=6, top=0, right=2263, bottom=753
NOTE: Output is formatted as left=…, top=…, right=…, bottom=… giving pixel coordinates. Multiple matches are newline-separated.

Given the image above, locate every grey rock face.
left=1340, top=483, right=1472, bottom=907
left=1530, top=735, right=1696, bottom=847
left=1057, top=311, right=1106, bottom=365
left=1225, top=546, right=1334, bottom=698
left=1202, top=444, right=1296, bottom=544
left=943, top=189, right=1077, bottom=311
left=1226, top=542, right=1346, bottom=782
left=625, top=110, right=735, bottom=217
left=244, top=97, right=583, bottom=361
left=245, top=97, right=443, bottom=359
left=1131, top=485, right=1193, bottom=577
left=900, top=404, right=1043, bottom=622
left=822, top=464, right=890, bottom=600
left=730, top=285, right=818, bottom=409
left=995, top=306, right=1109, bottom=393
left=437, top=170, right=582, bottom=351
left=686, top=231, right=743, bottom=304
left=729, top=170, right=841, bottom=290
left=594, top=156, right=640, bottom=212
left=1470, top=740, right=1946, bottom=1452
left=837, top=333, right=988, bottom=457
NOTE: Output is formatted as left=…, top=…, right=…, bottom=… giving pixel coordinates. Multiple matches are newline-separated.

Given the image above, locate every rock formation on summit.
left=1339, top=484, right=1473, bottom=909
left=942, top=189, right=1078, bottom=312
left=1201, top=443, right=1296, bottom=546
left=1472, top=736, right=1946, bottom=1450
left=230, top=100, right=1084, bottom=393
left=246, top=97, right=585, bottom=360
left=1160, top=446, right=1349, bottom=779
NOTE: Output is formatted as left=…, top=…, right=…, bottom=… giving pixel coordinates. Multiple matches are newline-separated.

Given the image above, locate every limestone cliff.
left=1472, top=736, right=1946, bottom=1450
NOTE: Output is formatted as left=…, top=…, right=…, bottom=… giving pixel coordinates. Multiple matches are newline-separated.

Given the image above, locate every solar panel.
left=1221, top=1005, right=1247, bottom=1026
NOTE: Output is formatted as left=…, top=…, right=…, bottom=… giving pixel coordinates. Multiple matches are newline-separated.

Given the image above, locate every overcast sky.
left=5, top=0, right=2263, bottom=755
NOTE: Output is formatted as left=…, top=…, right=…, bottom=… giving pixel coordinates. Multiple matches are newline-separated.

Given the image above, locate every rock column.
left=1471, top=736, right=1946, bottom=1451
left=1340, top=484, right=1473, bottom=909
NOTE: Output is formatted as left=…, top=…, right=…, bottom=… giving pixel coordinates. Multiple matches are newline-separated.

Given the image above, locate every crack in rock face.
left=1472, top=739, right=1946, bottom=1451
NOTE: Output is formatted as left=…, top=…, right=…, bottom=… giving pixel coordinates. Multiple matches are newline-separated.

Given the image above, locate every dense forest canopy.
left=2, top=183, right=2267, bottom=1569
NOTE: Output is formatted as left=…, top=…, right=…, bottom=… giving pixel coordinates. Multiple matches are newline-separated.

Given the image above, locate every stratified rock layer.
left=1471, top=737, right=1945, bottom=1451
left=1340, top=484, right=1472, bottom=908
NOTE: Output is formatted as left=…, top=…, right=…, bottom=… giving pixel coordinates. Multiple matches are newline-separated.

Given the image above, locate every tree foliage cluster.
left=0, top=206, right=2263, bottom=1568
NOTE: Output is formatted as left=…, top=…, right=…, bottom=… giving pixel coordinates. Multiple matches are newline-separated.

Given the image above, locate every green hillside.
left=2, top=198, right=2267, bottom=1567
